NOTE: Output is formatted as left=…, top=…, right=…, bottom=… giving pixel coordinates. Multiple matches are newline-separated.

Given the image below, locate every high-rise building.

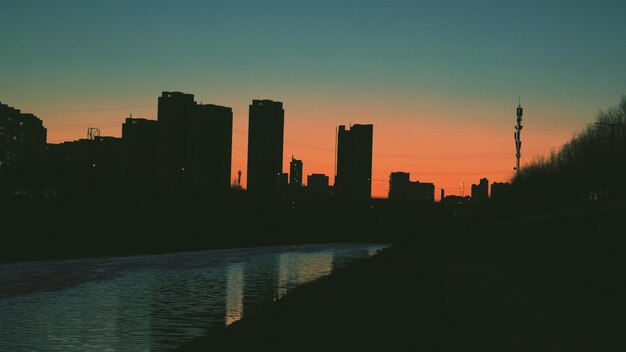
left=335, top=124, right=373, bottom=198
left=471, top=178, right=489, bottom=201
left=157, top=91, right=195, bottom=188
left=388, top=172, right=411, bottom=199
left=246, top=99, right=284, bottom=193
left=122, top=117, right=157, bottom=188
left=289, top=156, right=303, bottom=189
left=0, top=102, right=47, bottom=189
left=278, top=172, right=289, bottom=193
left=156, top=92, right=232, bottom=191
left=189, top=103, right=232, bottom=191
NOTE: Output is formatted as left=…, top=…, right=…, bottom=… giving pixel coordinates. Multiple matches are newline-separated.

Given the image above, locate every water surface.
left=0, top=243, right=386, bottom=351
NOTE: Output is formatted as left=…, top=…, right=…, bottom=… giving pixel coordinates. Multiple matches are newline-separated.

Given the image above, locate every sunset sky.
left=2, top=0, right=625, bottom=198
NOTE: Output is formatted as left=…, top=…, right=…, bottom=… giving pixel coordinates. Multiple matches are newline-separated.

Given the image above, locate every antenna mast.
left=514, top=97, right=523, bottom=177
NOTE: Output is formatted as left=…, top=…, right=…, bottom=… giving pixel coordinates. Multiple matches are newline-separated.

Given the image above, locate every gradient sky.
left=2, top=0, right=625, bottom=198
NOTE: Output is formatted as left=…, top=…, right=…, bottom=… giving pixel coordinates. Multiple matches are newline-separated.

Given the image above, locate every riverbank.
left=178, top=200, right=626, bottom=351
left=0, top=193, right=447, bottom=263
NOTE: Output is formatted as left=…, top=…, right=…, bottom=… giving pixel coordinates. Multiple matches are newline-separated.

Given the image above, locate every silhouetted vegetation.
left=511, top=96, right=626, bottom=203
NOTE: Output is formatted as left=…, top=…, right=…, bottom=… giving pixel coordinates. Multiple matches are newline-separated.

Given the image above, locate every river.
left=0, top=243, right=386, bottom=351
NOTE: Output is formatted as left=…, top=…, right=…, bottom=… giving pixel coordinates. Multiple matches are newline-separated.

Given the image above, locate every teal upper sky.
left=1, top=0, right=625, bottom=117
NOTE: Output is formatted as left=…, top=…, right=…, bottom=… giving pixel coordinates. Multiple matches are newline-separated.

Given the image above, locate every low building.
left=46, top=136, right=123, bottom=193
left=307, top=173, right=329, bottom=194
left=388, top=172, right=435, bottom=202
left=490, top=182, right=510, bottom=200
left=471, top=178, right=489, bottom=202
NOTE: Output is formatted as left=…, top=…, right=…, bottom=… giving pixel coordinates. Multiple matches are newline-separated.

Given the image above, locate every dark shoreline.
left=1, top=192, right=450, bottom=264
left=5, top=194, right=626, bottom=349
left=176, top=200, right=626, bottom=351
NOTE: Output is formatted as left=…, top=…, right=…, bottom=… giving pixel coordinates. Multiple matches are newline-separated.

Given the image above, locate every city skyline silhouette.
left=3, top=1, right=625, bottom=198
left=2, top=93, right=527, bottom=200
left=3, top=2, right=626, bottom=351
left=0, top=92, right=599, bottom=200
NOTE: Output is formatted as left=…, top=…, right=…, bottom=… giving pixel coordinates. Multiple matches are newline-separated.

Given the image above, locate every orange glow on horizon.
left=40, top=100, right=590, bottom=200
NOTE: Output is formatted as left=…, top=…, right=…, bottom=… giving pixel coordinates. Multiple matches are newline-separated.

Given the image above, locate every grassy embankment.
left=178, top=199, right=626, bottom=351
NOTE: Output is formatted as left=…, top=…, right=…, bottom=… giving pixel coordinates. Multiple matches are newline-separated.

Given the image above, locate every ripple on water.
left=0, top=243, right=388, bottom=352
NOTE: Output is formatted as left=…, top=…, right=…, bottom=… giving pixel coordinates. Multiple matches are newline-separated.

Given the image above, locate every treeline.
left=511, top=96, right=626, bottom=203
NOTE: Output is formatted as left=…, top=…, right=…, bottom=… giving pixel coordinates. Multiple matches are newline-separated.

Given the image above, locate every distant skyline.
left=2, top=0, right=625, bottom=198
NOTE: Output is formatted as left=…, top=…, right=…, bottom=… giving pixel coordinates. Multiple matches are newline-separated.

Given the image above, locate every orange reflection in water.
left=225, top=263, right=244, bottom=326
left=275, top=252, right=334, bottom=301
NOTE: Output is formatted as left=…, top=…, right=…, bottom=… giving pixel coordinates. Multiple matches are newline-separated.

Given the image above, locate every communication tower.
left=514, top=97, right=523, bottom=176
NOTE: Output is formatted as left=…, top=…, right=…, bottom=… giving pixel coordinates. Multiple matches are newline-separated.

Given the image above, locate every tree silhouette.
left=511, top=96, right=626, bottom=203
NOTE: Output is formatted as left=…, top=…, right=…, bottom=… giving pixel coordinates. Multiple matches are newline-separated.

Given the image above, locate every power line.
left=37, top=103, right=155, bottom=114
left=407, top=171, right=511, bottom=175
left=46, top=120, right=125, bottom=128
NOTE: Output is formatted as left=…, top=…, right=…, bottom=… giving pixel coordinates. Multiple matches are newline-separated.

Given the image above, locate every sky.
left=1, top=0, right=625, bottom=198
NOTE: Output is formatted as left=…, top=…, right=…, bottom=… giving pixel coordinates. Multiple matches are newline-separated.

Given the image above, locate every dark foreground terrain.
left=0, top=192, right=443, bottom=263
left=178, top=200, right=626, bottom=351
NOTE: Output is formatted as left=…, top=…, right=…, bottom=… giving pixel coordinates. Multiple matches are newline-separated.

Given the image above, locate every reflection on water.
left=0, top=243, right=386, bottom=352
left=275, top=252, right=334, bottom=301
left=225, top=262, right=244, bottom=325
